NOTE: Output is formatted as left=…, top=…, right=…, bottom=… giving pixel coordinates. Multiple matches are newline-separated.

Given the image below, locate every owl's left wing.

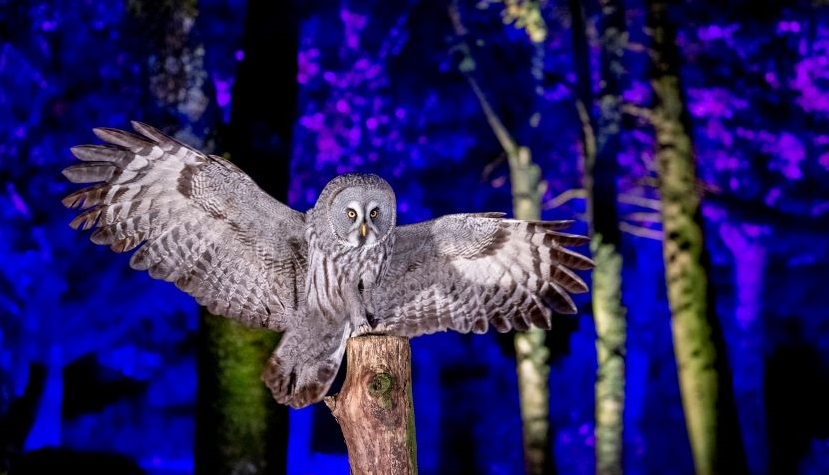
left=368, top=213, right=594, bottom=336
left=62, top=122, right=307, bottom=330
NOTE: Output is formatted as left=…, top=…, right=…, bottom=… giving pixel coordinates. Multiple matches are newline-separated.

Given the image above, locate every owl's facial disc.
left=326, top=179, right=395, bottom=247
left=345, top=200, right=380, bottom=246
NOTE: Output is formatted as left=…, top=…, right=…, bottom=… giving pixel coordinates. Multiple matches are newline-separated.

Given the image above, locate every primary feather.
left=367, top=214, right=593, bottom=336
left=63, top=122, right=306, bottom=330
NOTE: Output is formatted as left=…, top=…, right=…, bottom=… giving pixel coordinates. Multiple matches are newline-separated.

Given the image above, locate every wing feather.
left=63, top=121, right=307, bottom=330
left=370, top=214, right=593, bottom=337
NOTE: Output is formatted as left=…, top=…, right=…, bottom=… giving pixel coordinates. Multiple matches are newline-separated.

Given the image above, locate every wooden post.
left=324, top=336, right=418, bottom=475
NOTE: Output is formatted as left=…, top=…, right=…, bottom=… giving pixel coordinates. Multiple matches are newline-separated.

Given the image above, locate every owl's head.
left=317, top=173, right=396, bottom=247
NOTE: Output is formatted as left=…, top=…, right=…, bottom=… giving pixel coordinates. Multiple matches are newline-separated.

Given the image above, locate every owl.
left=62, top=122, right=594, bottom=408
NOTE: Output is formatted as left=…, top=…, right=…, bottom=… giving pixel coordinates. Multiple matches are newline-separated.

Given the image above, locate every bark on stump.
left=324, top=336, right=417, bottom=475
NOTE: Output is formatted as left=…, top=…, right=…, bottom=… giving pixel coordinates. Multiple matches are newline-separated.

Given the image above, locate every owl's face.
left=322, top=174, right=396, bottom=247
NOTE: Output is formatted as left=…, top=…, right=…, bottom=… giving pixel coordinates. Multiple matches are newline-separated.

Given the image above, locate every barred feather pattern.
left=261, top=307, right=352, bottom=408
left=368, top=214, right=594, bottom=337
left=62, top=121, right=306, bottom=330
left=262, top=204, right=397, bottom=408
left=63, top=122, right=595, bottom=409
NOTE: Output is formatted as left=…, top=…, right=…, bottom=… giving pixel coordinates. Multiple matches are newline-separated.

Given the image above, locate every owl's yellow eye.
left=347, top=209, right=357, bottom=220
left=369, top=209, right=378, bottom=219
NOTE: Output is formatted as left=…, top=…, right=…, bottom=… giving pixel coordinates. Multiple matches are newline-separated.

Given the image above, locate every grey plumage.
left=63, top=121, right=594, bottom=408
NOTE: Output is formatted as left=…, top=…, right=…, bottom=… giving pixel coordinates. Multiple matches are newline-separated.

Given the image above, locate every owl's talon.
left=351, top=321, right=374, bottom=337
left=351, top=321, right=392, bottom=337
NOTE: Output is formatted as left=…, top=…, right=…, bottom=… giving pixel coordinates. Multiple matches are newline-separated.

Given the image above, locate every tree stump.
left=324, top=335, right=418, bottom=475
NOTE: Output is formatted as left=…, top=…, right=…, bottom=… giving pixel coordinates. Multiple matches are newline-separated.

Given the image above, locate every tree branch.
left=543, top=188, right=587, bottom=209
left=619, top=222, right=664, bottom=240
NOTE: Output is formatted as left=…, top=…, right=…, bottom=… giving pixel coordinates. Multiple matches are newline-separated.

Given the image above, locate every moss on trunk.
left=196, top=315, right=285, bottom=475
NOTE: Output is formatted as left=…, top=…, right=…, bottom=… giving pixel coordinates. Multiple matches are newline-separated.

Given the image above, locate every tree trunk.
left=646, top=2, right=719, bottom=473
left=197, top=319, right=284, bottom=475
left=22, top=355, right=63, bottom=451
left=571, top=0, right=629, bottom=473
left=124, top=4, right=291, bottom=473
left=448, top=5, right=552, bottom=471
left=324, top=336, right=418, bottom=475
left=473, top=70, right=551, bottom=475
left=510, top=148, right=553, bottom=475
left=590, top=242, right=625, bottom=475
left=196, top=0, right=298, bottom=472
left=719, top=223, right=768, bottom=475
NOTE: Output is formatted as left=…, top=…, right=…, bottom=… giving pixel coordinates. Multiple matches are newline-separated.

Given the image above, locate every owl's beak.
left=360, top=222, right=368, bottom=237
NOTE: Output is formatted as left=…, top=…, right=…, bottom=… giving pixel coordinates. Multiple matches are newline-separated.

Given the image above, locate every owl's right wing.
left=62, top=122, right=307, bottom=331
left=369, top=213, right=594, bottom=336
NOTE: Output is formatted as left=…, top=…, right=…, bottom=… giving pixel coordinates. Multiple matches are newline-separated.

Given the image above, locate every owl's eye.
left=346, top=209, right=357, bottom=220
left=369, top=209, right=378, bottom=219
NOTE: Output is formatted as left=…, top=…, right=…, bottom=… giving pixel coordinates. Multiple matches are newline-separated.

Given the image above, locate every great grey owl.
left=62, top=122, right=594, bottom=408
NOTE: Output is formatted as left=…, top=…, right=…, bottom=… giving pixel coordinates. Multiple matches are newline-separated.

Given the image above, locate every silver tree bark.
left=647, top=2, right=719, bottom=473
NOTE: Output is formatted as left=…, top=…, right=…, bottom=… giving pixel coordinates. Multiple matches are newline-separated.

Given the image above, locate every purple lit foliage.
left=2, top=0, right=829, bottom=474
left=680, top=3, right=829, bottom=219
left=0, top=0, right=220, bottom=470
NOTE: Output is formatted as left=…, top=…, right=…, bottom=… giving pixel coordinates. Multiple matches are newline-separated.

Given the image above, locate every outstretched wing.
left=369, top=213, right=593, bottom=336
left=62, top=121, right=307, bottom=330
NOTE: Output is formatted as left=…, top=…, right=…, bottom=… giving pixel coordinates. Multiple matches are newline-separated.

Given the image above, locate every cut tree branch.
left=325, top=336, right=417, bottom=475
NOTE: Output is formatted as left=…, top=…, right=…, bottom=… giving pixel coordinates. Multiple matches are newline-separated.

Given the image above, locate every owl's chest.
left=316, top=241, right=390, bottom=286
left=303, top=234, right=393, bottom=315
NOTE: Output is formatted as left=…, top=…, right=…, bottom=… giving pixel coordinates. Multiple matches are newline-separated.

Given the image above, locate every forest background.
left=1, top=0, right=828, bottom=474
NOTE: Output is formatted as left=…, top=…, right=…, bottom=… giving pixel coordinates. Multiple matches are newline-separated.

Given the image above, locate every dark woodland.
left=1, top=0, right=829, bottom=474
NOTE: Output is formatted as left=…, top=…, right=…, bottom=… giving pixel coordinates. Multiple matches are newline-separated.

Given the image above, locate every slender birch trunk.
left=473, top=71, right=550, bottom=475
left=447, top=4, right=552, bottom=473
left=480, top=94, right=551, bottom=475
left=591, top=1, right=627, bottom=473
left=509, top=147, right=551, bottom=475
left=646, top=2, right=718, bottom=473
left=569, top=1, right=627, bottom=472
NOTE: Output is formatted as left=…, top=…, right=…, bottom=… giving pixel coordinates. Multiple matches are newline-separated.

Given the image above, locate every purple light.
left=213, top=76, right=232, bottom=107
left=772, top=132, right=805, bottom=180
left=764, top=187, right=781, bottom=206
left=299, top=112, right=325, bottom=131
left=7, top=183, right=30, bottom=217
left=764, top=72, right=778, bottom=88
left=234, top=49, right=244, bottom=61
left=340, top=9, right=367, bottom=50
left=297, top=48, right=320, bottom=84
left=211, top=75, right=234, bottom=123
left=819, top=152, right=829, bottom=170
left=335, top=99, right=350, bottom=114
left=777, top=20, right=802, bottom=34
left=794, top=57, right=829, bottom=113
left=697, top=23, right=739, bottom=41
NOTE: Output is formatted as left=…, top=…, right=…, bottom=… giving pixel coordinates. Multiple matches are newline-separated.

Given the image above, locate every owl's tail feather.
left=262, top=316, right=350, bottom=409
